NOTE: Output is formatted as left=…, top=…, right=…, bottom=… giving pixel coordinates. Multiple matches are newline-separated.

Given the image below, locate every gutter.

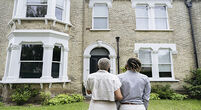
left=116, top=37, right=120, bottom=74
left=185, top=0, right=199, bottom=68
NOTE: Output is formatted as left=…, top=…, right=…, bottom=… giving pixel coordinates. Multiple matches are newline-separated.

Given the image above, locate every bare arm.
left=114, top=88, right=123, bottom=101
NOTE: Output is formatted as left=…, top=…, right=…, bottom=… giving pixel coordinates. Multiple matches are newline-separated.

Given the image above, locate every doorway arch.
left=83, top=41, right=116, bottom=84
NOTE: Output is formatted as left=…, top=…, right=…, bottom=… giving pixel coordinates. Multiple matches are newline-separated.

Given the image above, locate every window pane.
left=136, top=18, right=148, bottom=29
left=94, top=4, right=108, bottom=17
left=141, top=64, right=152, bottom=77
left=51, top=63, right=60, bottom=78
left=55, top=7, right=63, bottom=20
left=155, top=18, right=167, bottom=29
left=27, top=0, right=47, bottom=5
left=135, top=5, right=148, bottom=17
left=26, top=5, right=47, bottom=17
left=20, top=62, right=42, bottom=78
left=52, top=46, right=61, bottom=61
left=56, top=0, right=64, bottom=8
left=159, top=64, right=171, bottom=72
left=139, top=49, right=152, bottom=64
left=158, top=49, right=171, bottom=64
left=155, top=6, right=167, bottom=18
left=21, top=44, right=43, bottom=60
left=94, top=17, right=107, bottom=29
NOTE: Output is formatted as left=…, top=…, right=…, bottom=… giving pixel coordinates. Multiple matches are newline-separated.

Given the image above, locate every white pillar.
left=41, top=45, right=54, bottom=79
left=60, top=47, right=69, bottom=81
left=152, top=50, right=159, bottom=79
left=45, top=0, right=56, bottom=19
left=15, top=0, right=26, bottom=18
left=83, top=55, right=91, bottom=85
left=149, top=4, right=155, bottom=30
left=109, top=55, right=116, bottom=74
left=6, top=44, right=21, bottom=81
left=64, top=0, right=71, bottom=23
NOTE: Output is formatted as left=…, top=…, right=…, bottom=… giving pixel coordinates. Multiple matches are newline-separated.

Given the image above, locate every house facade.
left=0, top=0, right=200, bottom=100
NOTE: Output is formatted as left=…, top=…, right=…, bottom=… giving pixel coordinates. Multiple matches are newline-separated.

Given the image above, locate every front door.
left=90, top=55, right=109, bottom=74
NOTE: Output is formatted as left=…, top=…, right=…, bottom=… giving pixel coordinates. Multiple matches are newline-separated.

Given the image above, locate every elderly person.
left=118, top=58, right=151, bottom=110
left=86, top=58, right=123, bottom=110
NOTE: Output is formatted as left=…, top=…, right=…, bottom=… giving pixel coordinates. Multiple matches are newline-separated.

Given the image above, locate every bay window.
left=52, top=46, right=62, bottom=78
left=55, top=0, right=65, bottom=20
left=20, top=44, right=43, bottom=78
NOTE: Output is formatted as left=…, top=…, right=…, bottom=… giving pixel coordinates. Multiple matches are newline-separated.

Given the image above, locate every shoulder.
left=138, top=73, right=150, bottom=82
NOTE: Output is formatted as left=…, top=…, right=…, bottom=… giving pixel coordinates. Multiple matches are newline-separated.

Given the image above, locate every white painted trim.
left=2, top=30, right=70, bottom=84
left=83, top=41, right=116, bottom=85
left=134, top=43, right=178, bottom=81
left=132, top=0, right=172, bottom=8
left=89, top=0, right=113, bottom=8
left=12, top=0, right=71, bottom=25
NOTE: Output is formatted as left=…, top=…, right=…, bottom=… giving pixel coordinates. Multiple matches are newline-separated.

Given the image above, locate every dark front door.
left=90, top=55, right=109, bottom=74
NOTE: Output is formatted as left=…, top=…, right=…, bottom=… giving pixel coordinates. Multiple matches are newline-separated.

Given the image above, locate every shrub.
left=0, top=102, right=4, bottom=106
left=150, top=93, right=160, bottom=100
left=48, top=94, right=85, bottom=105
left=184, top=68, right=201, bottom=99
left=170, top=93, right=188, bottom=100
left=11, top=85, right=39, bottom=105
left=40, top=91, right=51, bottom=105
left=120, top=67, right=127, bottom=73
left=151, top=85, right=174, bottom=99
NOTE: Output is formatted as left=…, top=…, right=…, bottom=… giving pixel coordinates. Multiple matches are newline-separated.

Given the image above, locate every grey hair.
left=98, top=58, right=111, bottom=70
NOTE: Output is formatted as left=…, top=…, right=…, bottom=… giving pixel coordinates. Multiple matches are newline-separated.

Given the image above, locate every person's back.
left=86, top=58, right=123, bottom=110
left=118, top=58, right=151, bottom=110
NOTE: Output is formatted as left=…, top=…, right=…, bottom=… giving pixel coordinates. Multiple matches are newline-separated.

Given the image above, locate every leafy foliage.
left=40, top=91, right=51, bottom=105
left=11, top=85, right=39, bottom=105
left=151, top=85, right=174, bottom=99
left=184, top=68, right=201, bottom=99
left=170, top=93, right=188, bottom=100
left=150, top=93, right=160, bottom=100
left=47, top=94, right=85, bottom=105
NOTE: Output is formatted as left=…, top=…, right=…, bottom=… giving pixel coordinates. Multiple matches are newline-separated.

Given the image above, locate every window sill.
left=8, top=17, right=73, bottom=28
left=149, top=78, right=179, bottom=82
left=90, top=29, right=111, bottom=31
left=0, top=79, right=71, bottom=89
left=135, top=29, right=174, bottom=32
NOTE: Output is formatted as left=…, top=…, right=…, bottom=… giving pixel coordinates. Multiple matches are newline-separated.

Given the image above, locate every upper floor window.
left=26, top=0, right=48, bottom=17
left=135, top=5, right=169, bottom=30
left=154, top=6, right=168, bottom=29
left=55, top=0, right=65, bottom=20
left=92, top=4, right=109, bottom=29
left=13, top=0, right=71, bottom=24
left=135, top=5, right=149, bottom=30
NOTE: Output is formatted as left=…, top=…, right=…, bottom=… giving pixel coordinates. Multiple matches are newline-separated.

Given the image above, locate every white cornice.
left=131, top=0, right=172, bottom=8
left=89, top=0, right=113, bottom=8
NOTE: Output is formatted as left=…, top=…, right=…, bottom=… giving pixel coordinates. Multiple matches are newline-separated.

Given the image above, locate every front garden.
left=0, top=68, right=201, bottom=110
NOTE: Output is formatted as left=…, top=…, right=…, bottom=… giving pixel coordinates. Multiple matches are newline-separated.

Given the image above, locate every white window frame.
left=89, top=0, right=112, bottom=31
left=92, top=3, right=109, bottom=30
left=132, top=0, right=172, bottom=30
left=2, top=30, right=71, bottom=86
left=55, top=0, right=66, bottom=21
left=10, top=0, right=71, bottom=26
left=52, top=44, right=63, bottom=78
left=135, top=43, right=179, bottom=82
left=135, top=4, right=149, bottom=30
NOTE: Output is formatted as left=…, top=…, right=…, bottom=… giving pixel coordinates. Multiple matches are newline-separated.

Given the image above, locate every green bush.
left=170, top=93, right=188, bottom=100
left=0, top=102, right=4, bottom=106
left=11, top=85, right=39, bottom=105
left=48, top=94, right=85, bottom=105
left=120, top=67, right=127, bottom=73
left=150, top=93, right=160, bottom=100
left=151, top=85, right=174, bottom=99
left=40, top=91, right=51, bottom=105
left=184, top=68, right=201, bottom=99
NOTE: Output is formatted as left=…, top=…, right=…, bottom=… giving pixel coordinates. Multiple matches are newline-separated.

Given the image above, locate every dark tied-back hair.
left=126, top=58, right=142, bottom=72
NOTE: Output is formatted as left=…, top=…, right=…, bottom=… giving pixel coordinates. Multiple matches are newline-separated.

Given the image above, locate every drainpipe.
left=116, top=37, right=120, bottom=74
left=185, top=0, right=199, bottom=68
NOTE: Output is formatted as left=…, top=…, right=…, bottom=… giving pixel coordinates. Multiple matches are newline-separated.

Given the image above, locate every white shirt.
left=86, top=70, right=122, bottom=101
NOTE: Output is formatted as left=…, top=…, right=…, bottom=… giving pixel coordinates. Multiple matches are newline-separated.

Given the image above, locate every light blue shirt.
left=118, top=70, right=151, bottom=110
